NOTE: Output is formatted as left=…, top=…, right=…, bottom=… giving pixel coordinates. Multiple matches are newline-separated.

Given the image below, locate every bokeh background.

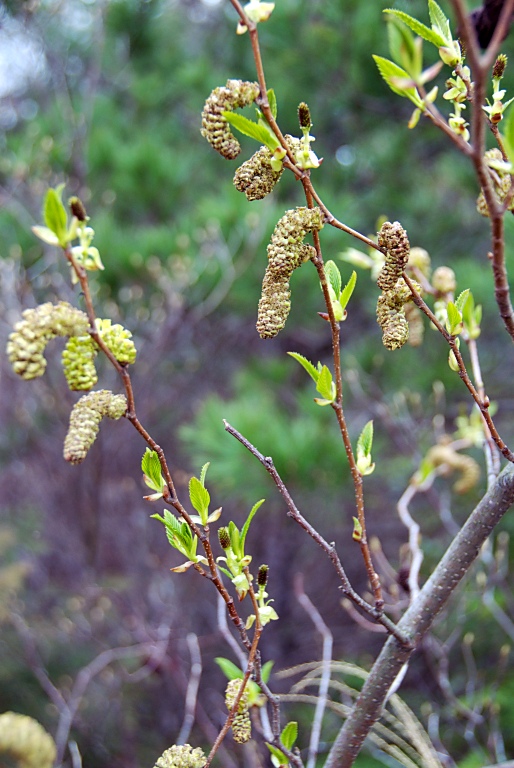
left=2, top=0, right=514, bottom=765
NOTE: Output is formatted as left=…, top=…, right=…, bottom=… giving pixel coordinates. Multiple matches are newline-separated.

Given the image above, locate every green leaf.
left=324, top=260, right=342, bottom=299
left=266, top=743, right=288, bottom=765
left=142, top=448, right=165, bottom=492
left=189, top=476, right=210, bottom=521
left=446, top=301, right=463, bottom=334
left=199, top=462, right=210, bottom=487
left=387, top=14, right=422, bottom=78
left=455, top=288, right=470, bottom=315
left=267, top=88, right=278, bottom=120
left=357, top=420, right=374, bottom=457
left=223, top=111, right=275, bottom=146
left=372, top=56, right=424, bottom=108
left=240, top=499, right=265, bottom=554
left=428, top=0, right=452, bottom=43
left=215, top=657, right=244, bottom=680
left=383, top=9, right=446, bottom=47
left=31, top=225, right=60, bottom=246
left=501, top=106, right=514, bottom=162
left=281, top=721, right=298, bottom=750
left=287, top=352, right=320, bottom=385
left=43, top=186, right=68, bottom=246
left=261, top=660, right=274, bottom=683
left=339, top=270, right=357, bottom=312
left=228, top=520, right=241, bottom=556
left=316, top=365, right=335, bottom=402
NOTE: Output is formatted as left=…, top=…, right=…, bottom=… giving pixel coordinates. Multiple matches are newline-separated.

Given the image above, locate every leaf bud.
left=257, top=563, right=269, bottom=587
left=63, top=390, right=127, bottom=465
left=493, top=54, right=508, bottom=81
left=201, top=80, right=260, bottom=159
left=69, top=196, right=87, bottom=222
left=298, top=101, right=311, bottom=129
left=153, top=744, right=206, bottom=768
left=218, top=527, right=231, bottom=550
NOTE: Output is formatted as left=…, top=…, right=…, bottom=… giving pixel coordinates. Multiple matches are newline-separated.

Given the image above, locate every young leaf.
left=428, top=0, right=452, bottom=43
left=446, top=301, right=463, bottom=335
left=223, top=111, right=275, bottom=145
left=357, top=420, right=374, bottom=457
left=372, top=56, right=424, bottom=108
left=281, top=721, right=298, bottom=750
left=387, top=15, right=421, bottom=78
left=199, top=462, right=210, bottom=487
left=339, top=270, right=357, bottom=312
left=240, top=499, right=265, bottom=554
left=215, top=657, right=244, bottom=680
left=324, top=260, right=342, bottom=299
left=267, top=743, right=288, bottom=766
left=228, top=520, right=241, bottom=556
left=142, top=448, right=165, bottom=492
left=267, top=88, right=278, bottom=120
left=189, top=476, right=210, bottom=522
left=455, top=288, right=470, bottom=315
left=383, top=9, right=446, bottom=47
left=43, top=186, right=68, bottom=246
left=32, top=225, right=60, bottom=246
left=316, top=365, right=335, bottom=402
left=287, top=352, right=320, bottom=385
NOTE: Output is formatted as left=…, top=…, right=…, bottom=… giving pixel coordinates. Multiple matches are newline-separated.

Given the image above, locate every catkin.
left=377, top=221, right=410, bottom=291
left=425, top=444, right=480, bottom=493
left=7, top=302, right=90, bottom=380
left=154, top=744, right=206, bottom=768
left=233, top=136, right=301, bottom=200
left=257, top=207, right=324, bottom=338
left=0, top=712, right=56, bottom=768
left=225, top=679, right=252, bottom=744
left=201, top=80, right=260, bottom=160
left=63, top=390, right=127, bottom=465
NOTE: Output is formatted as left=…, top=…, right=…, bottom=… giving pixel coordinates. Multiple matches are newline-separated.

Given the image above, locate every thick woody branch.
left=325, top=462, right=514, bottom=768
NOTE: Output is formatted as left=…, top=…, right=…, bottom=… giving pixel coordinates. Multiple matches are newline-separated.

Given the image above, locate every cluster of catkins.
left=476, top=148, right=514, bottom=217
left=257, top=207, right=324, bottom=338
left=7, top=302, right=133, bottom=464
left=7, top=302, right=136, bottom=391
left=376, top=221, right=421, bottom=351
left=225, top=678, right=252, bottom=744
left=0, top=712, right=56, bottom=768
left=201, top=79, right=260, bottom=160
left=153, top=744, right=206, bottom=768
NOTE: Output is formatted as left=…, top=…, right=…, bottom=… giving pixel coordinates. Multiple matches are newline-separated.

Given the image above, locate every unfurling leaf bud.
left=225, top=679, right=252, bottom=743
left=62, top=335, right=98, bottom=390
left=154, top=744, right=206, bottom=768
left=7, top=302, right=90, bottom=380
left=257, top=207, right=324, bottom=338
left=298, top=101, right=311, bottom=129
left=257, top=564, right=269, bottom=587
left=377, top=221, right=410, bottom=291
left=69, top=196, right=87, bottom=221
left=201, top=80, right=260, bottom=159
left=0, top=712, right=57, bottom=768
left=218, top=527, right=231, bottom=550
left=63, top=390, right=127, bottom=465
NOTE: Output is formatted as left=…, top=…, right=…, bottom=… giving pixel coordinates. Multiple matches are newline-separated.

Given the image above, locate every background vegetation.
left=1, top=0, right=514, bottom=765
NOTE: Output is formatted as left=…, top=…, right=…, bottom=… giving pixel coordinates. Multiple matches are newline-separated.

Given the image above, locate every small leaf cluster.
left=150, top=509, right=208, bottom=573
left=323, top=261, right=357, bottom=322
left=267, top=721, right=298, bottom=768
left=217, top=499, right=264, bottom=599
left=215, top=656, right=272, bottom=708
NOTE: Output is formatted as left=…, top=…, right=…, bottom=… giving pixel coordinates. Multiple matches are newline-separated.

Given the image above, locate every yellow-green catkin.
left=98, top=320, right=137, bottom=364
left=0, top=711, right=56, bottom=768
left=225, top=678, right=252, bottom=744
left=257, top=207, right=324, bottom=339
left=154, top=744, right=206, bottom=768
left=376, top=277, right=421, bottom=351
left=377, top=221, right=410, bottom=291
left=62, top=334, right=98, bottom=390
left=63, top=390, right=127, bottom=465
left=476, top=148, right=513, bottom=217
left=425, top=444, right=480, bottom=493
left=234, top=136, right=301, bottom=201
left=7, top=301, right=90, bottom=380
left=201, top=80, right=260, bottom=160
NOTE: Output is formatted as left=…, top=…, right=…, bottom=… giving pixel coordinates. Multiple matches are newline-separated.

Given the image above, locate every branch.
left=325, top=462, right=514, bottom=768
